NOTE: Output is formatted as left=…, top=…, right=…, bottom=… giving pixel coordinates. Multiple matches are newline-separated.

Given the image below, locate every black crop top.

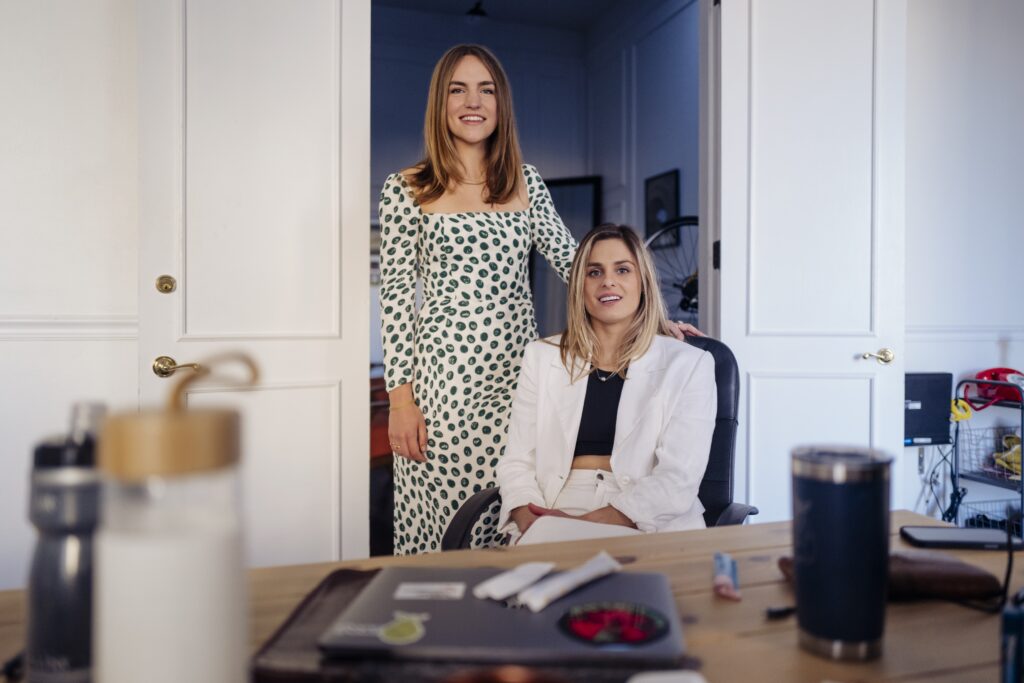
left=573, top=370, right=626, bottom=457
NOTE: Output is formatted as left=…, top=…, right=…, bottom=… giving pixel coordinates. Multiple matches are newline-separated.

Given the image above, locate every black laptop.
left=317, top=566, right=686, bottom=666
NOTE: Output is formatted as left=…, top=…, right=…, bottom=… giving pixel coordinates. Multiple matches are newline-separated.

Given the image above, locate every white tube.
left=517, top=551, right=622, bottom=613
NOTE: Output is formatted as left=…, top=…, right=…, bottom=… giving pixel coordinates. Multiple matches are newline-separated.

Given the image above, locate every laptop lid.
left=318, top=566, right=685, bottom=666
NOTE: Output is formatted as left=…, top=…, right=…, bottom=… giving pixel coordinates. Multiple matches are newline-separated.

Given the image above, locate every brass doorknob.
left=152, top=356, right=202, bottom=378
left=861, top=348, right=895, bottom=365
left=155, top=275, right=177, bottom=293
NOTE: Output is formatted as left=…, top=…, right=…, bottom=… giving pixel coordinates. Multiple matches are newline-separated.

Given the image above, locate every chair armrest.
left=714, top=503, right=759, bottom=527
left=440, top=486, right=501, bottom=551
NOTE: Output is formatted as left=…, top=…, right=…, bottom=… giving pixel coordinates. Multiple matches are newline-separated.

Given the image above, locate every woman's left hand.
left=667, top=320, right=704, bottom=340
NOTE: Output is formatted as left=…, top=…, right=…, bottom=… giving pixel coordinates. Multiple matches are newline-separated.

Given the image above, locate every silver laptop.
left=318, top=566, right=685, bottom=666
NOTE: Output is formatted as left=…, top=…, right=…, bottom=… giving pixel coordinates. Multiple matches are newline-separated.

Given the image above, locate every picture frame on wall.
left=644, top=169, right=680, bottom=248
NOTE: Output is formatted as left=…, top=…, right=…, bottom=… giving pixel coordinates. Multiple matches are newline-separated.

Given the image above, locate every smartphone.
left=900, top=525, right=1024, bottom=550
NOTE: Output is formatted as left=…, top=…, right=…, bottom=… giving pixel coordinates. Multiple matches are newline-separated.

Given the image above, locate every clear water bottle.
left=26, top=402, right=105, bottom=683
left=93, top=355, right=256, bottom=683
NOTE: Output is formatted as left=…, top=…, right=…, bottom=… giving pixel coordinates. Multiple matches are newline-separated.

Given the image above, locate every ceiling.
left=374, top=0, right=622, bottom=32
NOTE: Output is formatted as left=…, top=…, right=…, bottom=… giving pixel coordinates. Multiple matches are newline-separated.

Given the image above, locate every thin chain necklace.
left=594, top=368, right=615, bottom=383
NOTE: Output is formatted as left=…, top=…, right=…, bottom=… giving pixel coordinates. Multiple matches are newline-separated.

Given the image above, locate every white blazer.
left=497, top=334, right=717, bottom=534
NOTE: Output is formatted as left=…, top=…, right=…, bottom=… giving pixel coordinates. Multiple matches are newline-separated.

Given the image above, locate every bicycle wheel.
left=644, top=218, right=699, bottom=324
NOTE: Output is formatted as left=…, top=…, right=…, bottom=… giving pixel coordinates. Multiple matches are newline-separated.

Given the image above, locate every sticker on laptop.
left=379, top=611, right=430, bottom=645
left=329, top=611, right=430, bottom=646
left=394, top=581, right=466, bottom=600
left=558, top=602, right=669, bottom=647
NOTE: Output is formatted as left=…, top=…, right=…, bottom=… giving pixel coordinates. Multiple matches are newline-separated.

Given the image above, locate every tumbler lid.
left=100, top=408, right=241, bottom=481
left=34, top=436, right=95, bottom=469
left=791, top=445, right=892, bottom=484
left=99, top=353, right=258, bottom=482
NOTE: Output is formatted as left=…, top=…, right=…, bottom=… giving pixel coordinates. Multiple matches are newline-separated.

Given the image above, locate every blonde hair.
left=559, top=225, right=671, bottom=382
left=408, top=44, right=523, bottom=205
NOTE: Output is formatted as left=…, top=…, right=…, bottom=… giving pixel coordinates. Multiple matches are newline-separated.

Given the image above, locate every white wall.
left=903, top=0, right=1024, bottom=513
left=0, top=0, right=139, bottom=589
left=369, top=5, right=589, bottom=365
left=585, top=0, right=700, bottom=228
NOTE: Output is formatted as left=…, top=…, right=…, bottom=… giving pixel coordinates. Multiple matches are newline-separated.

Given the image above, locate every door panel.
left=138, top=0, right=370, bottom=563
left=715, top=0, right=906, bottom=522
left=749, top=0, right=874, bottom=335
left=748, top=374, right=873, bottom=521
left=185, top=0, right=338, bottom=337
left=189, top=384, right=339, bottom=567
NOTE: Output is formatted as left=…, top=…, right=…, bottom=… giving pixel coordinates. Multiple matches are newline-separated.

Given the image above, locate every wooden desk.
left=1, top=510, right=1019, bottom=681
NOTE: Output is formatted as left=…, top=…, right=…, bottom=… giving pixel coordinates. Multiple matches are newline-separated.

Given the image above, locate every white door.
left=712, top=0, right=907, bottom=521
left=137, top=0, right=370, bottom=564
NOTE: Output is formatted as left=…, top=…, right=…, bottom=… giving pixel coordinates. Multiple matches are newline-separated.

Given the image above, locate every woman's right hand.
left=510, top=505, right=539, bottom=534
left=388, top=386, right=428, bottom=462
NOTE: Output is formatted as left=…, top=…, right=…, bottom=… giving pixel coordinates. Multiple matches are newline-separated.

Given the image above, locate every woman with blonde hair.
left=497, top=225, right=716, bottom=542
left=379, top=45, right=699, bottom=554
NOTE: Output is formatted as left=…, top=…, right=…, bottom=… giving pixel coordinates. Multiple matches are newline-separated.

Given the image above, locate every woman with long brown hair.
left=378, top=44, right=577, bottom=554
left=496, top=225, right=716, bottom=543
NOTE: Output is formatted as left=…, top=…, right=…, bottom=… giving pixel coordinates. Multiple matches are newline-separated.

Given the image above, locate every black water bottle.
left=792, top=445, right=891, bottom=662
left=26, top=403, right=104, bottom=683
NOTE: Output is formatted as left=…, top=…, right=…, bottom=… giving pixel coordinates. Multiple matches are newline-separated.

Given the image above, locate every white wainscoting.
left=0, top=316, right=137, bottom=341
left=0, top=338, right=138, bottom=590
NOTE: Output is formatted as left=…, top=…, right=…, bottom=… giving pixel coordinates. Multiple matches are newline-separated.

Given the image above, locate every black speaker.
left=905, top=373, right=953, bottom=445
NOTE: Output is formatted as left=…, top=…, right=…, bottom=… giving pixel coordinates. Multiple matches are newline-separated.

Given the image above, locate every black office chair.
left=440, top=336, right=758, bottom=551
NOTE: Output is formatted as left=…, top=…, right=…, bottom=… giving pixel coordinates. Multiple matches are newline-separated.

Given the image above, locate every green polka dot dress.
left=378, top=164, right=577, bottom=554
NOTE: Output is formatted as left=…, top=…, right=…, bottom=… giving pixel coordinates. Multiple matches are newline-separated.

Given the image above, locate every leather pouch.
left=777, top=550, right=1003, bottom=601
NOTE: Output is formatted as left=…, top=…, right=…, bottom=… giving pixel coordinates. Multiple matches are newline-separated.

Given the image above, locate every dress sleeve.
left=524, top=164, right=577, bottom=283
left=378, top=173, right=420, bottom=393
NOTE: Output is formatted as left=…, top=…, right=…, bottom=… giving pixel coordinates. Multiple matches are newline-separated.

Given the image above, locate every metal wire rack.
left=956, top=424, right=1023, bottom=488
left=950, top=378, right=1024, bottom=530
left=958, top=498, right=1023, bottom=538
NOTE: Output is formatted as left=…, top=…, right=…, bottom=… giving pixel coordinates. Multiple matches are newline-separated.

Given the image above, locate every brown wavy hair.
left=408, top=44, right=523, bottom=205
left=558, top=225, right=671, bottom=382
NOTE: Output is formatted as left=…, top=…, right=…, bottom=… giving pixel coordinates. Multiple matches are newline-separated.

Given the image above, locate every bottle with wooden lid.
left=93, top=355, right=257, bottom=683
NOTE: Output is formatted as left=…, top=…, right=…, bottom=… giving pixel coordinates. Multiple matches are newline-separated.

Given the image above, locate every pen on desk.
left=765, top=605, right=796, bottom=620
left=712, top=552, right=741, bottom=601
left=1, top=650, right=24, bottom=681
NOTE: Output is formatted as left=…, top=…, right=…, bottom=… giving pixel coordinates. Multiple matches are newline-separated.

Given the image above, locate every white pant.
left=550, top=468, right=622, bottom=515
left=507, top=469, right=639, bottom=544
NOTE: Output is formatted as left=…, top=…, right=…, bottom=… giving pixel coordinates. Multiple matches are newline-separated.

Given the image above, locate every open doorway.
left=367, top=0, right=705, bottom=554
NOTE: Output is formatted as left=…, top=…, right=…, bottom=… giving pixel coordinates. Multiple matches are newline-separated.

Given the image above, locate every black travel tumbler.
left=791, top=445, right=891, bottom=661
left=27, top=403, right=104, bottom=683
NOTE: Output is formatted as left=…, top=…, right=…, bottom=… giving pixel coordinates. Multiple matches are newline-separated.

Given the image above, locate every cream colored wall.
left=904, top=0, right=1024, bottom=514
left=0, top=0, right=139, bottom=589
